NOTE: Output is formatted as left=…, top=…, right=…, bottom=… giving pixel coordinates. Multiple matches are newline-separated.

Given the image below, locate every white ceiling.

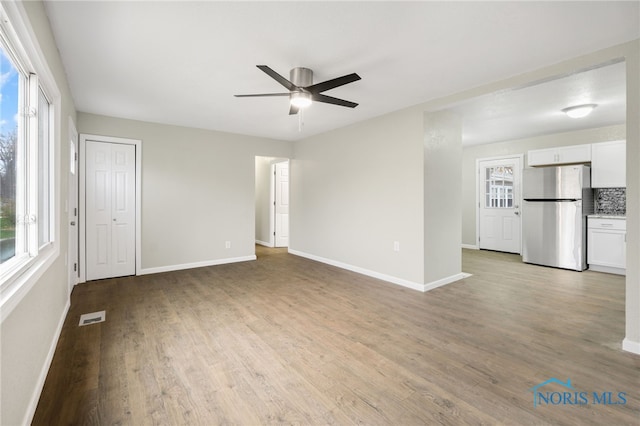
left=446, top=60, right=627, bottom=146
left=43, top=1, right=639, bottom=144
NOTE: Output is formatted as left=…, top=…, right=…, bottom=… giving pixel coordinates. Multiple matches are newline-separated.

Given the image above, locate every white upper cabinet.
left=591, top=140, right=626, bottom=188
left=527, top=144, right=591, bottom=167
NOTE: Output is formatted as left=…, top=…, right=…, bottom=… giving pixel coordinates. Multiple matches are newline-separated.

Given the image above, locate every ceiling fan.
left=235, top=65, right=361, bottom=115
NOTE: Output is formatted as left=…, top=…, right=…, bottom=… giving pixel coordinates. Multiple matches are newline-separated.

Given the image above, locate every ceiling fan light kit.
left=562, top=103, right=598, bottom=118
left=290, top=92, right=312, bottom=108
left=235, top=65, right=361, bottom=116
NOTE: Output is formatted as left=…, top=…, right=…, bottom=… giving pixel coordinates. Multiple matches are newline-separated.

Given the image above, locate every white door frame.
left=475, top=154, right=524, bottom=252
left=273, top=160, right=289, bottom=247
left=268, top=163, right=276, bottom=247
left=67, top=117, right=79, bottom=293
left=79, top=134, right=142, bottom=283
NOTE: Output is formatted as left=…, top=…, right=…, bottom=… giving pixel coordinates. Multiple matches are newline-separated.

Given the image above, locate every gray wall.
left=424, top=111, right=462, bottom=283
left=255, top=156, right=273, bottom=245
left=624, top=44, right=640, bottom=351
left=290, top=107, right=426, bottom=285
left=462, top=124, right=626, bottom=246
left=77, top=113, right=293, bottom=270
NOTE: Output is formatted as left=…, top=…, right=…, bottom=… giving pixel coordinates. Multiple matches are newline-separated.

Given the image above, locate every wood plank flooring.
left=33, top=247, right=640, bottom=425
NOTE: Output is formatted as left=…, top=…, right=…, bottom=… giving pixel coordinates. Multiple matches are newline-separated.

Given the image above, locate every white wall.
left=462, top=124, right=626, bottom=246
left=290, top=107, right=426, bottom=286
left=77, top=113, right=292, bottom=271
left=1, top=2, right=77, bottom=424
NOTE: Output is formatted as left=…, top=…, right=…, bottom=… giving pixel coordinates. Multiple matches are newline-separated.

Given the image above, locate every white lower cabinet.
left=587, top=217, right=626, bottom=275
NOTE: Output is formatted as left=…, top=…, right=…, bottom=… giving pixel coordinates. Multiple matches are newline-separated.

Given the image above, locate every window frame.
left=0, top=2, right=61, bottom=322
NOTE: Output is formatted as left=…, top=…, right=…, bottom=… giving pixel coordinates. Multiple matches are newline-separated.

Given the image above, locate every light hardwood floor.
left=33, top=247, right=639, bottom=425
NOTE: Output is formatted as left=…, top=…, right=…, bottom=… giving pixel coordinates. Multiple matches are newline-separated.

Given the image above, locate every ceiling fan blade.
left=257, top=65, right=297, bottom=91
left=289, top=104, right=299, bottom=115
left=306, top=73, right=361, bottom=94
left=234, top=93, right=290, bottom=97
left=312, top=93, right=358, bottom=108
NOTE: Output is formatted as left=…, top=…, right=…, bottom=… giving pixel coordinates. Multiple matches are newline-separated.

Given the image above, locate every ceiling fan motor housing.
left=290, top=67, right=313, bottom=88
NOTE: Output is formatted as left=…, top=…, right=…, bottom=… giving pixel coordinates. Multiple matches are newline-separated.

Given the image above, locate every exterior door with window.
left=85, top=141, right=136, bottom=280
left=479, top=158, right=521, bottom=253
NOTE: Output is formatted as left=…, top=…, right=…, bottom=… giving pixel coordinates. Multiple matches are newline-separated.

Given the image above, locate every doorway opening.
left=255, top=156, right=289, bottom=249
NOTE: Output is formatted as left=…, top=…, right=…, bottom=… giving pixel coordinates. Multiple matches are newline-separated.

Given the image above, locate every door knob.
left=514, top=211, right=520, bottom=216
left=70, top=221, right=76, bottom=226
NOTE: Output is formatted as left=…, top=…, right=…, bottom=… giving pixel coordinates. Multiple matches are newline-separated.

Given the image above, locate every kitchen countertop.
left=588, top=214, right=626, bottom=219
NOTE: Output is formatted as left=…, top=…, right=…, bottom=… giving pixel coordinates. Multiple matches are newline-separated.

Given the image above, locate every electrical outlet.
left=225, top=241, right=231, bottom=249
left=393, top=241, right=400, bottom=252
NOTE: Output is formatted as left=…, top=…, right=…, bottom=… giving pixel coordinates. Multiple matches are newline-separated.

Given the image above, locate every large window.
left=0, top=7, right=55, bottom=287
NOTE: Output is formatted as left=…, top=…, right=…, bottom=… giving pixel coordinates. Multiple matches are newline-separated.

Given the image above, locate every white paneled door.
left=86, top=141, right=136, bottom=280
left=274, top=161, right=289, bottom=247
left=479, top=157, right=522, bottom=254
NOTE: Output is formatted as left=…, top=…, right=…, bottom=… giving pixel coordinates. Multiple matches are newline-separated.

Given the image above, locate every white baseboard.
left=139, top=255, right=256, bottom=275
left=255, top=240, right=273, bottom=247
left=622, top=338, right=640, bottom=355
left=588, top=264, right=626, bottom=276
left=461, top=244, right=479, bottom=250
left=23, top=298, right=70, bottom=425
left=289, top=249, right=425, bottom=291
left=424, top=272, right=472, bottom=292
left=288, top=249, right=470, bottom=292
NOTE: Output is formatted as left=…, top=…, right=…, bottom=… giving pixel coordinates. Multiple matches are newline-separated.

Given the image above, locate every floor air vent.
left=79, top=311, right=106, bottom=326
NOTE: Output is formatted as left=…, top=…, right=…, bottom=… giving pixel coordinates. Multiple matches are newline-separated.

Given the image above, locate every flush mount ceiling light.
left=290, top=91, right=312, bottom=108
left=562, top=103, right=598, bottom=118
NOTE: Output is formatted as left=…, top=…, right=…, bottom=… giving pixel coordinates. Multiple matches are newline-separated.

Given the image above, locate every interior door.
left=86, top=141, right=136, bottom=280
left=274, top=161, right=289, bottom=247
left=479, top=158, right=521, bottom=253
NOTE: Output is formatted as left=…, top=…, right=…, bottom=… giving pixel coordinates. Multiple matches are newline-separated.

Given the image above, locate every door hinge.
left=74, top=263, right=77, bottom=272
left=75, top=152, right=78, bottom=161
left=74, top=207, right=77, bottom=217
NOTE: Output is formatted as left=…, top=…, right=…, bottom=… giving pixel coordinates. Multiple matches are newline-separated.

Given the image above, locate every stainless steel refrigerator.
left=522, top=165, right=593, bottom=271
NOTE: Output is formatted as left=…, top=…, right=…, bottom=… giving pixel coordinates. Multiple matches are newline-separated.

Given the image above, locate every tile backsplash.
left=594, top=188, right=626, bottom=215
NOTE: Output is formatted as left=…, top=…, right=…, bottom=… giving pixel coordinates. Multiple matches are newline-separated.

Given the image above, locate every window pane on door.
left=485, top=165, right=514, bottom=209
